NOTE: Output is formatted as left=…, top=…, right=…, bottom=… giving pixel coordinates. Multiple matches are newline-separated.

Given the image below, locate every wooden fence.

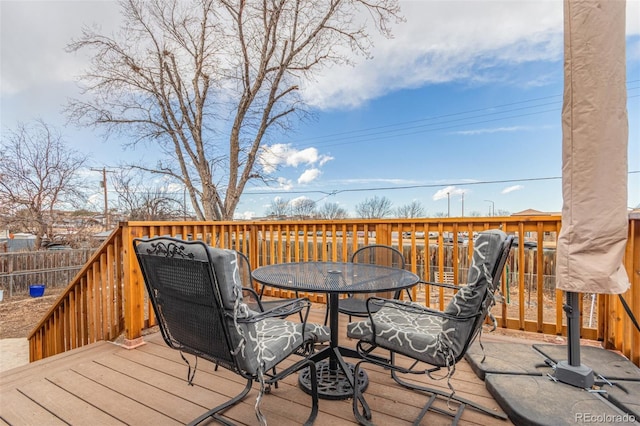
left=0, top=249, right=94, bottom=297
left=27, top=216, right=640, bottom=367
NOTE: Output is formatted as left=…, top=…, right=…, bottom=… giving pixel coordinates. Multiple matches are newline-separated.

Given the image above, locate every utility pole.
left=447, top=192, right=450, bottom=217
left=101, top=168, right=108, bottom=229
left=461, top=192, right=464, bottom=217
left=91, top=167, right=115, bottom=230
left=484, top=199, right=495, bottom=217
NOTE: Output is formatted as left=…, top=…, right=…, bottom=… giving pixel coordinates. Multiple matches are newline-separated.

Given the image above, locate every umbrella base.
left=466, top=341, right=640, bottom=425
left=554, top=360, right=594, bottom=388
left=486, top=374, right=630, bottom=426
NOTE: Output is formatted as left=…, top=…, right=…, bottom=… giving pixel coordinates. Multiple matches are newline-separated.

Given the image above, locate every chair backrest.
left=236, top=251, right=253, bottom=288
left=133, top=237, right=245, bottom=372
left=352, top=245, right=405, bottom=269
left=235, top=251, right=263, bottom=309
left=440, top=230, right=513, bottom=361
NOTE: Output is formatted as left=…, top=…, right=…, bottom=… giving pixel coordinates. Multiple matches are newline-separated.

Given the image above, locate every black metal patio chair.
left=330, top=245, right=410, bottom=324
left=236, top=251, right=304, bottom=320
left=134, top=236, right=325, bottom=425
left=347, top=230, right=513, bottom=425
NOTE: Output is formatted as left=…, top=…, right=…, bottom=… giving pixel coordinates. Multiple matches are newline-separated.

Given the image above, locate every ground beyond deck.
left=1, top=305, right=513, bottom=425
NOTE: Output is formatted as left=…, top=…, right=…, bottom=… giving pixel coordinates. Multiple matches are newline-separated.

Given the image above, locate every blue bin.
left=29, top=284, right=46, bottom=297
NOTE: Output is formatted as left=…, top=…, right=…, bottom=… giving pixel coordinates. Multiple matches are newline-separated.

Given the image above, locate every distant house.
left=511, top=209, right=561, bottom=216
left=0, top=232, right=36, bottom=252
left=92, top=230, right=113, bottom=242
left=510, top=209, right=560, bottom=242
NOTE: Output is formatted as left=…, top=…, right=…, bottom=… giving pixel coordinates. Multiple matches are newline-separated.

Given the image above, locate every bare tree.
left=66, top=0, right=401, bottom=220
left=317, top=202, right=349, bottom=219
left=0, top=120, right=88, bottom=248
left=396, top=200, right=425, bottom=218
left=266, top=197, right=290, bottom=218
left=291, top=198, right=316, bottom=219
left=111, top=169, right=183, bottom=220
left=355, top=196, right=393, bottom=218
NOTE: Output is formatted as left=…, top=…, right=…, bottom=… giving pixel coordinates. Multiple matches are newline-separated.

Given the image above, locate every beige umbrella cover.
left=556, top=0, right=630, bottom=294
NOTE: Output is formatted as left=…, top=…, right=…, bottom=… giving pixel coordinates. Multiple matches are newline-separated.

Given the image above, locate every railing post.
left=374, top=223, right=390, bottom=246
left=605, top=215, right=640, bottom=365
left=249, top=225, right=260, bottom=268
left=122, top=222, right=146, bottom=349
left=374, top=223, right=395, bottom=299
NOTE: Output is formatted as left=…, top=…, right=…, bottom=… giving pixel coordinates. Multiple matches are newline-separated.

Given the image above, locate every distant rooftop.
left=511, top=209, right=561, bottom=216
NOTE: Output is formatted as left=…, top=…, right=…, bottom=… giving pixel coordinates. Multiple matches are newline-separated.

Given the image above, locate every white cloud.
left=166, top=183, right=184, bottom=193
left=432, top=185, right=466, bottom=201
left=300, top=0, right=640, bottom=110
left=298, top=168, right=321, bottom=184
left=234, top=210, right=256, bottom=220
left=300, top=1, right=570, bottom=109
left=334, top=178, right=421, bottom=185
left=0, top=1, right=121, bottom=96
left=291, top=196, right=311, bottom=207
left=86, top=193, right=103, bottom=210
left=502, top=185, right=524, bottom=194
left=2, top=0, right=637, bottom=107
left=277, top=177, right=293, bottom=191
left=258, top=143, right=333, bottom=174
left=452, top=126, right=530, bottom=136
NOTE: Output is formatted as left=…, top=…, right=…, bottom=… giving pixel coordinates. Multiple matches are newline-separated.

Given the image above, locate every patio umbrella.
left=555, top=0, right=630, bottom=387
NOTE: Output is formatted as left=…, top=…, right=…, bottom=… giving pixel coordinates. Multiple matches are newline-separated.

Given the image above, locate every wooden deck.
left=2, top=305, right=515, bottom=425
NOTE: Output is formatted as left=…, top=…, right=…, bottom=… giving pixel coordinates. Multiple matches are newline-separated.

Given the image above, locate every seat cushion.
left=347, top=302, right=455, bottom=365
left=233, top=318, right=329, bottom=374
left=303, top=322, right=331, bottom=343
left=207, top=247, right=243, bottom=310
left=235, top=318, right=306, bottom=373
left=348, top=230, right=508, bottom=367
left=443, top=230, right=505, bottom=317
left=439, top=229, right=507, bottom=357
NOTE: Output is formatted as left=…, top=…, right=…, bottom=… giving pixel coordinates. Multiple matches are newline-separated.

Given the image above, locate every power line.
left=297, top=94, right=564, bottom=144
left=244, top=170, right=640, bottom=197
left=304, top=107, right=562, bottom=149
left=287, top=84, right=640, bottom=149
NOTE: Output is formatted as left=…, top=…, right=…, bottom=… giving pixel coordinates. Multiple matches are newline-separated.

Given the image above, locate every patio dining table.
left=252, top=261, right=419, bottom=400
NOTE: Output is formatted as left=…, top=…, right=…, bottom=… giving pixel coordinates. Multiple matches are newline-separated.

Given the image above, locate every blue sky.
left=2, top=0, right=639, bottom=219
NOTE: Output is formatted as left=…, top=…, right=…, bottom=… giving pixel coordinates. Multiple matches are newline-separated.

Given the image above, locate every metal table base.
left=298, top=292, right=369, bottom=400
left=251, top=262, right=419, bottom=406
left=298, top=356, right=368, bottom=400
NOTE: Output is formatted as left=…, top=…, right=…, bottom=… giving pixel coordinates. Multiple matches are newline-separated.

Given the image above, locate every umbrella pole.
left=554, top=291, right=594, bottom=388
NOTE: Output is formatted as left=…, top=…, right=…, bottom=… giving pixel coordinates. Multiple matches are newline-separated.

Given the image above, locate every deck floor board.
left=1, top=304, right=514, bottom=425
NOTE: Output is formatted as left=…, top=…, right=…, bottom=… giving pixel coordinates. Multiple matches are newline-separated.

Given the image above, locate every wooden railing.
left=28, top=229, right=125, bottom=362
left=28, top=216, right=640, bottom=366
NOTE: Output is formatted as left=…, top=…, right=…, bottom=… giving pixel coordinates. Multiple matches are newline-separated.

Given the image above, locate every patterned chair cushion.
left=233, top=317, right=329, bottom=374
left=207, top=247, right=245, bottom=310
left=205, top=247, right=330, bottom=373
left=347, top=300, right=454, bottom=365
left=233, top=318, right=305, bottom=373
left=304, top=322, right=331, bottom=343
left=347, top=230, right=508, bottom=367
left=442, top=229, right=505, bottom=318
left=439, top=230, right=506, bottom=356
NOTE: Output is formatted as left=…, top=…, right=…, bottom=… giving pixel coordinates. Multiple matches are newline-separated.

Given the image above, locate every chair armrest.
left=365, top=296, right=479, bottom=322
left=418, top=280, right=462, bottom=291
left=242, top=286, right=265, bottom=311
left=237, top=298, right=311, bottom=323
